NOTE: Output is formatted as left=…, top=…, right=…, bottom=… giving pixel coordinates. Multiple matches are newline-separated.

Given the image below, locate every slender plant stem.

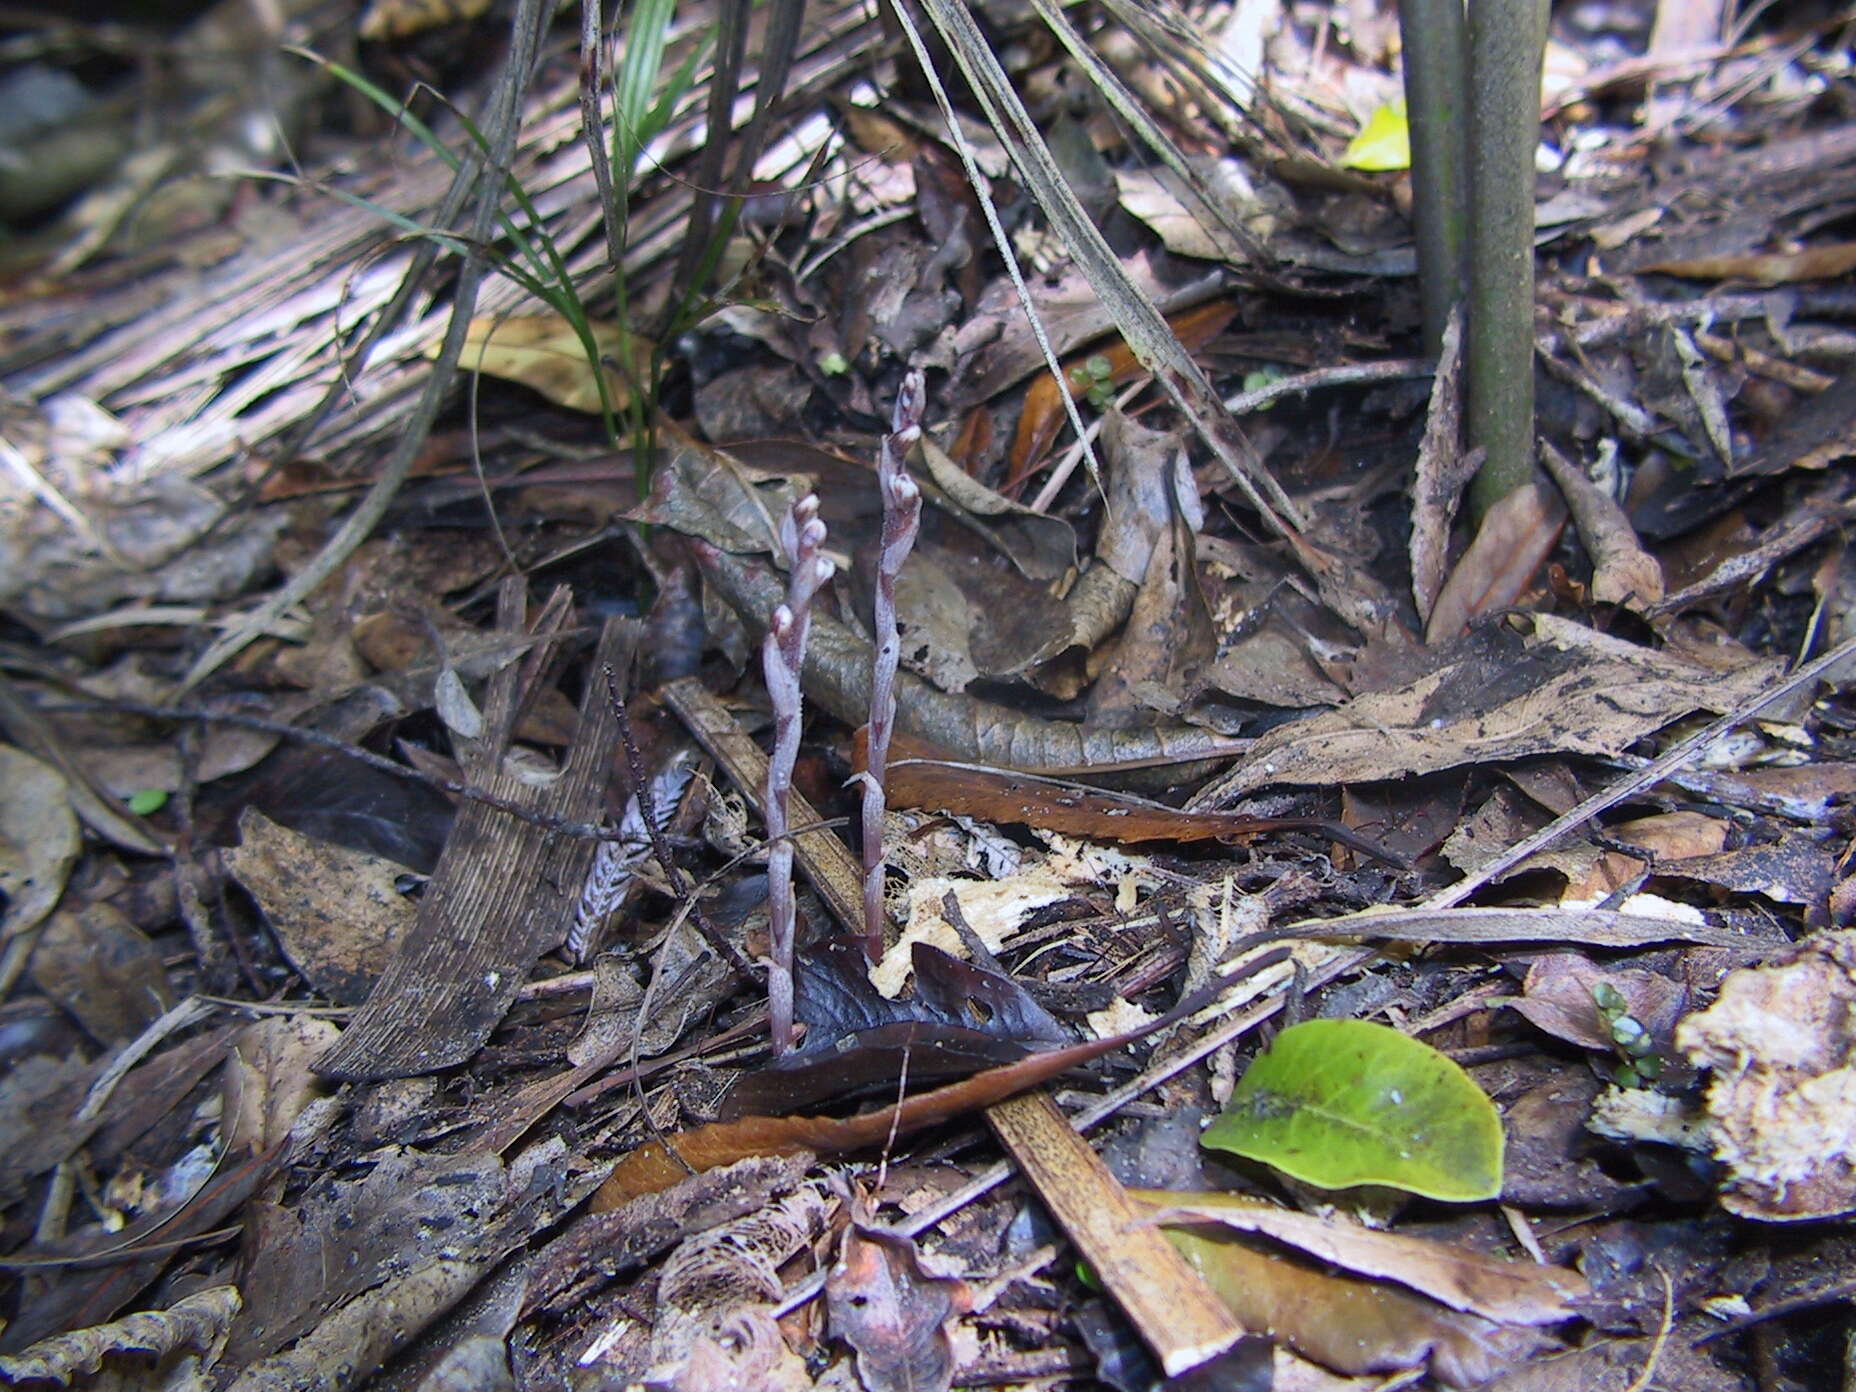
left=860, top=372, right=925, bottom=962
left=580, top=0, right=626, bottom=275
left=1465, top=0, right=1548, bottom=517
left=1397, top=0, right=1469, bottom=355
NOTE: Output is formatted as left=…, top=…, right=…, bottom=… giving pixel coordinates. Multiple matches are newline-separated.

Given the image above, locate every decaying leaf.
left=227, top=1144, right=543, bottom=1374
left=654, top=436, right=1247, bottom=771
left=28, top=903, right=173, bottom=1044
left=868, top=730, right=1400, bottom=861
left=591, top=1031, right=1126, bottom=1209
left=222, top=807, right=417, bottom=1005
left=524, top=1154, right=816, bottom=1318
left=1676, top=929, right=1856, bottom=1219
left=1641, top=241, right=1856, bottom=285
left=222, top=1015, right=342, bottom=1157
left=1201, top=1019, right=1505, bottom=1202
left=643, top=1185, right=831, bottom=1390
left=592, top=951, right=1291, bottom=1208
left=1511, top=954, right=1686, bottom=1057
left=0, top=1284, right=241, bottom=1388
left=359, top=0, right=492, bottom=41
left=1005, top=300, right=1235, bottom=484
left=0, top=1052, right=99, bottom=1205
left=1115, top=164, right=1282, bottom=266
left=915, top=436, right=1076, bottom=580
left=1164, top=1225, right=1547, bottom=1387
left=436, top=313, right=651, bottom=415
left=828, top=1220, right=971, bottom=1392
left=0, top=744, right=81, bottom=941
left=720, top=937, right=1068, bottom=1118
left=1408, top=308, right=1474, bottom=627
left=1426, top=482, right=1568, bottom=643
left=1134, top=1190, right=1586, bottom=1324
left=1192, top=614, right=1778, bottom=804
left=873, top=857, right=1085, bottom=998
left=1539, top=440, right=1665, bottom=610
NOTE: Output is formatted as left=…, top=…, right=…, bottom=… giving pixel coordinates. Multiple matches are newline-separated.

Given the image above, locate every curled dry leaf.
left=1539, top=440, right=1665, bottom=609
left=1408, top=308, right=1473, bottom=626
left=0, top=1284, right=242, bottom=1386
left=1164, top=1226, right=1549, bottom=1387
left=864, top=729, right=1402, bottom=862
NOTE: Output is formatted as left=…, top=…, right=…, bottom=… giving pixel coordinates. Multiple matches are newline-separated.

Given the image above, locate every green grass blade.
left=614, top=0, right=678, bottom=179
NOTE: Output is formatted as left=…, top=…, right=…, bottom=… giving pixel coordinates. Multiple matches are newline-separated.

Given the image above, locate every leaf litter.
left=3, top=1, right=1856, bottom=1389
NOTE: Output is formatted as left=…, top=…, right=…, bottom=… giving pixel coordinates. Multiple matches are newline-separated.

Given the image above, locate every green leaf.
left=127, top=789, right=168, bottom=816
left=1342, top=100, right=1411, bottom=172
left=1202, top=1019, right=1503, bottom=1201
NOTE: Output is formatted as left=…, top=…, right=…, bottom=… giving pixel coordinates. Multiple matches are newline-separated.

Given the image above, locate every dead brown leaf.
left=1135, top=1191, right=1587, bottom=1325
left=1193, top=614, right=1777, bottom=804
left=1426, top=482, right=1568, bottom=644
left=1164, top=1225, right=1550, bottom=1386
left=1642, top=241, right=1856, bottom=285
left=0, top=745, right=80, bottom=942
left=437, top=314, right=651, bottom=415
left=222, top=807, right=417, bottom=1005
left=28, top=904, right=173, bottom=1045
left=828, top=1221, right=970, bottom=1392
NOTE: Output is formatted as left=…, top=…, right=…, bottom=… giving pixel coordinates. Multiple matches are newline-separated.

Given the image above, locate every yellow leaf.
left=435, top=314, right=650, bottom=415
left=1343, top=100, right=1411, bottom=173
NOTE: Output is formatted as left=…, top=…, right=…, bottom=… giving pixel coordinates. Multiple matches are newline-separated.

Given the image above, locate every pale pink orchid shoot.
left=859, top=371, right=926, bottom=962
left=763, top=493, right=831, bottom=1055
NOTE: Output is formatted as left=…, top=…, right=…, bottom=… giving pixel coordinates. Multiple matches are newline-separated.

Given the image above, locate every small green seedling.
left=127, top=789, right=168, bottom=816
left=1592, top=981, right=1662, bottom=1088
left=1069, top=353, right=1116, bottom=411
